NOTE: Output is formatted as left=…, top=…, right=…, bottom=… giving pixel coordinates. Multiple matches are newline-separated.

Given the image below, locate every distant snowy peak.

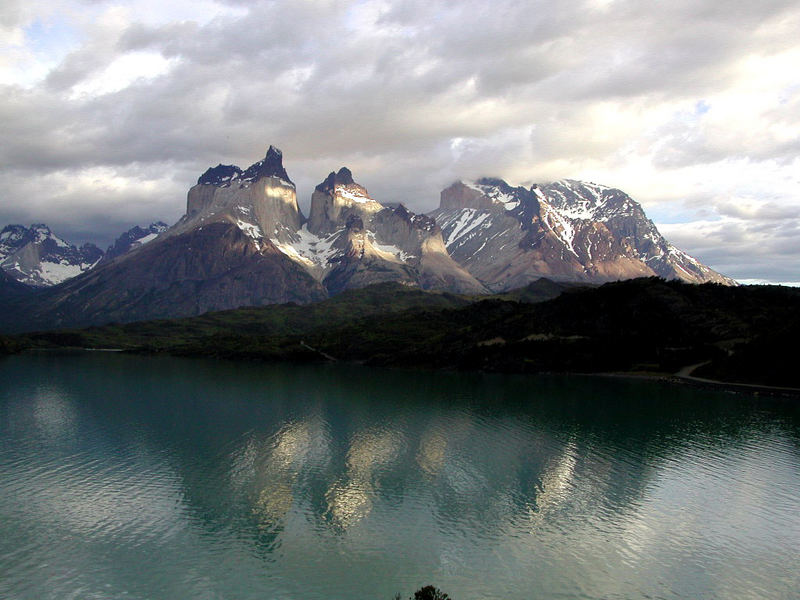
left=104, top=222, right=168, bottom=262
left=539, top=180, right=641, bottom=222
left=433, top=177, right=734, bottom=288
left=464, top=178, right=534, bottom=212
left=0, top=225, right=31, bottom=254
left=0, top=223, right=103, bottom=287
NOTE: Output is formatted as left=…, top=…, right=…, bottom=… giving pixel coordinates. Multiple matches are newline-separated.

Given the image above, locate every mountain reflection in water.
left=1, top=352, right=798, bottom=600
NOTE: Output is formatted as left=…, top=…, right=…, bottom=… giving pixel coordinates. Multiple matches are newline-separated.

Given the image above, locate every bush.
left=412, top=586, right=450, bottom=600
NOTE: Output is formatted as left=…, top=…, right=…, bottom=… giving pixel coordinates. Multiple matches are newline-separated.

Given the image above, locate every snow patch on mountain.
left=368, top=233, right=415, bottom=262
left=433, top=177, right=735, bottom=287
left=441, top=209, right=494, bottom=248
left=37, top=261, right=92, bottom=285
left=539, top=202, right=579, bottom=257
left=273, top=225, right=343, bottom=272
left=0, top=223, right=103, bottom=286
left=236, top=219, right=263, bottom=241
left=337, top=186, right=374, bottom=204
left=136, top=232, right=160, bottom=245
left=466, top=182, right=520, bottom=211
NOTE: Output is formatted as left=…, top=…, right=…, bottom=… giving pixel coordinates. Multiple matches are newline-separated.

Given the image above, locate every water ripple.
left=1, top=354, right=798, bottom=600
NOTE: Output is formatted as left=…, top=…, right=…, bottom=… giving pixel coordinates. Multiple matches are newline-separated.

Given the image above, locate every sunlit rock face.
left=5, top=147, right=327, bottom=330
left=182, top=146, right=302, bottom=244
left=307, top=168, right=384, bottom=236
left=431, top=178, right=735, bottom=291
left=297, top=169, right=487, bottom=295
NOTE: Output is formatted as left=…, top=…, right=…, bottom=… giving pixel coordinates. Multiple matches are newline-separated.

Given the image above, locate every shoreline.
left=14, top=345, right=800, bottom=399
left=590, top=368, right=800, bottom=399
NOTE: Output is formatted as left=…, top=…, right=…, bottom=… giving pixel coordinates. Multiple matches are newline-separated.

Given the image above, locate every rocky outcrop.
left=430, top=178, right=734, bottom=290
left=283, top=169, right=487, bottom=294
left=180, top=145, right=302, bottom=244
left=306, top=167, right=385, bottom=235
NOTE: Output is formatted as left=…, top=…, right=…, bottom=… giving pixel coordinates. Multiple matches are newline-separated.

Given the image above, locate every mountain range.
left=0, top=222, right=168, bottom=287
left=0, top=146, right=734, bottom=332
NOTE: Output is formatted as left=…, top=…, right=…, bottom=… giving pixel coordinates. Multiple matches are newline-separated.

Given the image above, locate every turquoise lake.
left=1, top=352, right=798, bottom=599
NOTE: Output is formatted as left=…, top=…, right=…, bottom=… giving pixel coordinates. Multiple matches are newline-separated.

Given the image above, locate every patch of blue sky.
left=694, top=100, right=710, bottom=115
left=23, top=17, right=79, bottom=66
left=778, top=82, right=799, bottom=105
left=649, top=204, right=721, bottom=225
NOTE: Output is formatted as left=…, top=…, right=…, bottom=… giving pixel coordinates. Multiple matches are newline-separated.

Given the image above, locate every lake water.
left=1, top=352, right=798, bottom=600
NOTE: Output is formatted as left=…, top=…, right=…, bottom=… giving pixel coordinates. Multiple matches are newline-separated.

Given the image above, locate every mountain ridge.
left=431, top=178, right=734, bottom=290
left=0, top=145, right=736, bottom=332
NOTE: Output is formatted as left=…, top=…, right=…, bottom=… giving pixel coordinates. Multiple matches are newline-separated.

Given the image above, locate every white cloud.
left=69, top=51, right=178, bottom=98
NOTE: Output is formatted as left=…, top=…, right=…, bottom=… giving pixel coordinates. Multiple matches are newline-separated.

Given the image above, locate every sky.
left=1, top=0, right=799, bottom=284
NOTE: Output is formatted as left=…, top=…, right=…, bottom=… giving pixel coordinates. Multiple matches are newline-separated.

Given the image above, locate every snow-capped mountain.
left=19, top=147, right=327, bottom=328
left=103, top=222, right=168, bottom=262
left=180, top=155, right=484, bottom=295
left=2, top=147, right=735, bottom=332
left=283, top=167, right=485, bottom=294
left=430, top=178, right=734, bottom=290
left=10, top=146, right=486, bottom=329
left=0, top=224, right=103, bottom=287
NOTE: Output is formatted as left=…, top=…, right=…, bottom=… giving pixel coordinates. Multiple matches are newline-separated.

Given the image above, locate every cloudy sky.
left=2, top=0, right=799, bottom=284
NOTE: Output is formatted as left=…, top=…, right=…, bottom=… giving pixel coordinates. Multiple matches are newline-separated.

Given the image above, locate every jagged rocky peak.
left=183, top=145, right=302, bottom=243
left=375, top=203, right=440, bottom=237
left=196, top=146, right=293, bottom=189
left=315, top=167, right=355, bottom=192
left=1, top=224, right=33, bottom=250
left=241, top=145, right=293, bottom=185
left=307, top=167, right=383, bottom=235
left=198, top=164, right=243, bottom=186
left=274, top=167, right=487, bottom=295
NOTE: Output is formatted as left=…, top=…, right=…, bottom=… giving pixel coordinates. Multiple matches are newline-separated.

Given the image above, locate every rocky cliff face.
left=4, top=148, right=483, bottom=330
left=276, top=168, right=487, bottom=294
left=178, top=145, right=303, bottom=245
left=430, top=178, right=734, bottom=290
left=0, top=224, right=103, bottom=287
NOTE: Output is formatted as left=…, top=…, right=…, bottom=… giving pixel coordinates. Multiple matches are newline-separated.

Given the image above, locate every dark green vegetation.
left=411, top=586, right=451, bottom=600
left=392, top=586, right=451, bottom=600
left=13, top=278, right=800, bottom=388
